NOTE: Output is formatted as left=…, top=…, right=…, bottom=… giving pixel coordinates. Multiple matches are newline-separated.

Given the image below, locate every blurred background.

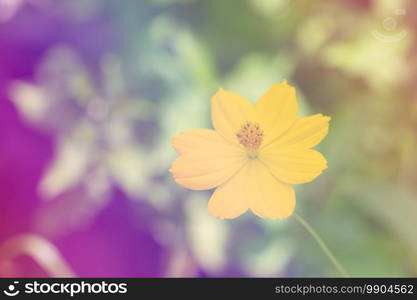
left=0, top=0, right=417, bottom=277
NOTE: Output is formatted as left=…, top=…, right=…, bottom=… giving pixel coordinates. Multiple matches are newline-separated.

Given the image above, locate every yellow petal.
left=170, top=129, right=246, bottom=190
left=264, top=114, right=330, bottom=149
left=260, top=147, right=327, bottom=184
left=254, top=81, right=298, bottom=146
left=172, top=129, right=239, bottom=155
left=208, top=160, right=294, bottom=219
left=247, top=160, right=295, bottom=219
left=211, top=88, right=254, bottom=143
left=208, top=162, right=250, bottom=219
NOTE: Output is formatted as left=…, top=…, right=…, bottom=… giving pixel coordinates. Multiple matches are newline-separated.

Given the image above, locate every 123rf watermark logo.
left=372, top=8, right=407, bottom=43
left=2, top=280, right=127, bottom=297
left=3, top=281, right=20, bottom=297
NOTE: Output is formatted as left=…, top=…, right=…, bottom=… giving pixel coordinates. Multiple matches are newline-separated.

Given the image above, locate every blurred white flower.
left=10, top=46, right=152, bottom=203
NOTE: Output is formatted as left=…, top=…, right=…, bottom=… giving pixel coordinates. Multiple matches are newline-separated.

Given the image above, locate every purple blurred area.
left=0, top=3, right=163, bottom=277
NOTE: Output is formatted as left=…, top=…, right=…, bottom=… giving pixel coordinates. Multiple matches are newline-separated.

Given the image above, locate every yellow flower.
left=170, top=81, right=330, bottom=219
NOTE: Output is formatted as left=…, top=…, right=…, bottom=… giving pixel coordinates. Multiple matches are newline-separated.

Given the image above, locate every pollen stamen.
left=236, top=122, right=264, bottom=158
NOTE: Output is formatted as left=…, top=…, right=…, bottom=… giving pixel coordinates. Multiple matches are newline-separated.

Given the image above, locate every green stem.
left=294, top=212, right=349, bottom=278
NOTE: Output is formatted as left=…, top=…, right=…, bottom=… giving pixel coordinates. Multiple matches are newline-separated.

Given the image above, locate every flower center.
left=236, top=122, right=263, bottom=158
